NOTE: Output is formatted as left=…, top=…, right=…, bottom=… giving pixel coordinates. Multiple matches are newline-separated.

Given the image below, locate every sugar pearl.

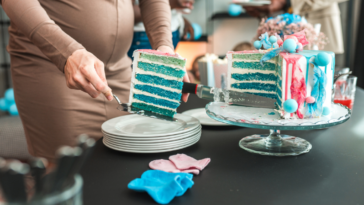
left=306, top=96, right=315, bottom=104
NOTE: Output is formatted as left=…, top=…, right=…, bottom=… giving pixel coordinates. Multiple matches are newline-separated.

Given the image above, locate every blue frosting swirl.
left=306, top=60, right=327, bottom=117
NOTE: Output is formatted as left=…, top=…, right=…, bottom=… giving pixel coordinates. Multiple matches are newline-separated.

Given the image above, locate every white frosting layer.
left=138, top=57, right=185, bottom=71
left=231, top=68, right=276, bottom=75
left=135, top=68, right=183, bottom=81
left=230, top=88, right=276, bottom=94
left=231, top=59, right=276, bottom=63
left=131, top=99, right=175, bottom=111
left=133, top=79, right=181, bottom=93
left=132, top=89, right=180, bottom=103
left=230, top=79, right=276, bottom=84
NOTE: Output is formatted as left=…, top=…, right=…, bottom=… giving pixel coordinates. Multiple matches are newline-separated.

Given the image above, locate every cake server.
left=113, top=94, right=178, bottom=122
left=182, top=82, right=277, bottom=109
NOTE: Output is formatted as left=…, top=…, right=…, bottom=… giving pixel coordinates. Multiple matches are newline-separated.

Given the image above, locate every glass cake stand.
left=205, top=102, right=351, bottom=156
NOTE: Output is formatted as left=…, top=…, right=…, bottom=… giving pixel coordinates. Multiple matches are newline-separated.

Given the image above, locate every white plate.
left=104, top=134, right=200, bottom=149
left=103, top=136, right=200, bottom=153
left=182, top=108, right=229, bottom=126
left=103, top=129, right=201, bottom=144
left=232, top=0, right=270, bottom=6
left=104, top=132, right=201, bottom=148
left=102, top=114, right=200, bottom=137
left=101, top=125, right=201, bottom=141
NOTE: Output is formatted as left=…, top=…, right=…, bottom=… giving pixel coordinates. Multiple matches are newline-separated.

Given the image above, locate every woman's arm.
left=2, top=0, right=113, bottom=100
left=139, top=0, right=190, bottom=102
left=133, top=5, right=143, bottom=25
left=139, top=0, right=174, bottom=50
left=2, top=0, right=84, bottom=72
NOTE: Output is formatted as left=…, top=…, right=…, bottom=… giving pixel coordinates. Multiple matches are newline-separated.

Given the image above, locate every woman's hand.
left=157, top=46, right=190, bottom=102
left=64, top=49, right=113, bottom=101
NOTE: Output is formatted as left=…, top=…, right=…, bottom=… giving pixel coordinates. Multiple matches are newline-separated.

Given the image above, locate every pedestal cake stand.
left=205, top=102, right=351, bottom=156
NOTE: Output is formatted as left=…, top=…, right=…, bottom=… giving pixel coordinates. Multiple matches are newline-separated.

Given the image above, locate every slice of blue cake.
left=130, top=49, right=186, bottom=117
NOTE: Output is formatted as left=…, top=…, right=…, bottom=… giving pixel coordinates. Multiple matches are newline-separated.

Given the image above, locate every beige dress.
left=291, top=0, right=347, bottom=54
left=2, top=0, right=174, bottom=160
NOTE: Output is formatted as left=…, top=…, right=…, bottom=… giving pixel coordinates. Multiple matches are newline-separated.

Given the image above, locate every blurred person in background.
left=128, top=0, right=195, bottom=59
left=189, top=55, right=204, bottom=83
left=244, top=0, right=346, bottom=54
left=232, top=42, right=255, bottom=51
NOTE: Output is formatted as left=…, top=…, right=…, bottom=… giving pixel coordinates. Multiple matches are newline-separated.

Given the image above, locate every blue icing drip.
left=260, top=47, right=283, bottom=66
left=232, top=83, right=276, bottom=92
left=135, top=74, right=183, bottom=90
left=246, top=92, right=277, bottom=99
left=306, top=61, right=327, bottom=117
left=134, top=84, right=182, bottom=101
left=133, top=94, right=180, bottom=109
left=132, top=102, right=176, bottom=117
left=268, top=112, right=276, bottom=115
left=138, top=61, right=185, bottom=78
left=231, top=73, right=277, bottom=81
left=330, top=52, right=335, bottom=89
left=232, top=61, right=276, bottom=71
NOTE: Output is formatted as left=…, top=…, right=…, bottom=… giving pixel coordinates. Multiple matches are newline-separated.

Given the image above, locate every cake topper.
left=254, top=13, right=328, bottom=50
left=258, top=30, right=310, bottom=66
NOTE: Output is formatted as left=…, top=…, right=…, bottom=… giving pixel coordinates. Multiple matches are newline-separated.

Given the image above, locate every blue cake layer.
left=132, top=102, right=176, bottom=117
left=246, top=92, right=277, bottom=99
left=135, top=74, right=183, bottom=90
left=133, top=94, right=179, bottom=109
left=134, top=84, right=181, bottom=101
left=232, top=61, right=276, bottom=71
left=138, top=62, right=185, bottom=78
left=231, top=83, right=276, bottom=92
left=231, top=73, right=277, bottom=82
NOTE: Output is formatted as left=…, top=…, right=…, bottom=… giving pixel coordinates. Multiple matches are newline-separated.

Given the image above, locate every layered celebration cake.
left=227, top=32, right=334, bottom=119
left=130, top=50, right=186, bottom=117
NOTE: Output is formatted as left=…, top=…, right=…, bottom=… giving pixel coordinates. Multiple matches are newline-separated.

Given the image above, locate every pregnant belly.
left=39, top=0, right=134, bottom=64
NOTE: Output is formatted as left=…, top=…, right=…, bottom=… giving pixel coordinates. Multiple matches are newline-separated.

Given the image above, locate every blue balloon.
left=187, top=23, right=202, bottom=40
left=283, top=99, right=298, bottom=113
left=228, top=4, right=242, bottom=17
left=4, top=88, right=15, bottom=104
left=322, top=106, right=330, bottom=116
left=9, top=103, right=18, bottom=116
left=315, top=52, right=330, bottom=66
left=0, top=98, right=10, bottom=111
left=191, top=23, right=202, bottom=40
left=253, top=41, right=262, bottom=49
left=283, top=39, right=297, bottom=53
left=269, top=36, right=277, bottom=44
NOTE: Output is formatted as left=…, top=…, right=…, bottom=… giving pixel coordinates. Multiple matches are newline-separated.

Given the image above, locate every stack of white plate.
left=101, top=114, right=201, bottom=153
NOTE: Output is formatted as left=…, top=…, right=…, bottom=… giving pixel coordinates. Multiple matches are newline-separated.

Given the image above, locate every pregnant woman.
left=1, top=0, right=189, bottom=161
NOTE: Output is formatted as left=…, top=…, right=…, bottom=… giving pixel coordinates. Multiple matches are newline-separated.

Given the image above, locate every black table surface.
left=81, top=88, right=364, bottom=205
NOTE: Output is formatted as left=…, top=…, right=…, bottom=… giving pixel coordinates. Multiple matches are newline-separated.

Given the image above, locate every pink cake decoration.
left=281, top=53, right=307, bottom=119
left=137, top=49, right=183, bottom=59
